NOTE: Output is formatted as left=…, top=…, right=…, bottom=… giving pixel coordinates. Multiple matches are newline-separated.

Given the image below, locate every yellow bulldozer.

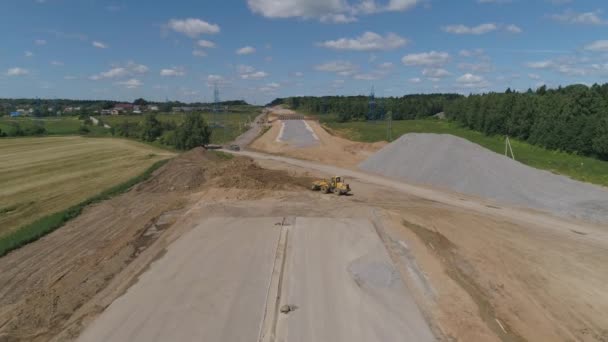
left=311, top=176, right=351, bottom=195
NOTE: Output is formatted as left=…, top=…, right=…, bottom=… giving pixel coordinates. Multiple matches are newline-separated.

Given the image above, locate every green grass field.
left=0, top=137, right=175, bottom=239
left=0, top=117, right=108, bottom=136
left=322, top=118, right=608, bottom=187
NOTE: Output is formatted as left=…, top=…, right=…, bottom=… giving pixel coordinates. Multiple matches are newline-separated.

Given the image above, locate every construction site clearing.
left=0, top=107, right=607, bottom=342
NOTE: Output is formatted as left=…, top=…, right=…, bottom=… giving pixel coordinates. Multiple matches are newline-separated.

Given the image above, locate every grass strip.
left=0, top=158, right=170, bottom=258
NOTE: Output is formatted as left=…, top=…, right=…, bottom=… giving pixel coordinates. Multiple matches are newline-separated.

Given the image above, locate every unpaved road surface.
left=78, top=216, right=434, bottom=342
left=78, top=217, right=281, bottom=342
left=250, top=108, right=384, bottom=167
left=276, top=120, right=319, bottom=148
left=275, top=217, right=434, bottom=341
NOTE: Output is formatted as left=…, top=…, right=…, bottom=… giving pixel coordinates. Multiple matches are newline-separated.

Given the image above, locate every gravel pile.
left=359, top=133, right=608, bottom=223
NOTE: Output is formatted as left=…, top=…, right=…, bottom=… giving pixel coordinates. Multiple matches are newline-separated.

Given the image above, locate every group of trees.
left=272, top=94, right=462, bottom=122
left=115, top=113, right=212, bottom=150
left=445, top=84, right=608, bottom=160
left=0, top=122, right=46, bottom=137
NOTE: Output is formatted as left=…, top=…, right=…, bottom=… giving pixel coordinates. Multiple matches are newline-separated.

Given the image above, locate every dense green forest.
left=445, top=84, right=608, bottom=160
left=269, top=94, right=462, bottom=122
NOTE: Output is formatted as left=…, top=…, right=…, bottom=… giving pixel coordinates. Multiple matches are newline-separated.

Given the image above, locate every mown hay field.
left=0, top=136, right=175, bottom=237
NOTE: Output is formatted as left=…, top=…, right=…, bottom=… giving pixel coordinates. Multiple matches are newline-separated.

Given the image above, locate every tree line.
left=114, top=113, right=212, bottom=150
left=445, top=84, right=608, bottom=160
left=270, top=94, right=462, bottom=122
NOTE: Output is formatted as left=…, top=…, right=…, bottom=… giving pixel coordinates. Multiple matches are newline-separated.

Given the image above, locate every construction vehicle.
left=311, top=176, right=351, bottom=195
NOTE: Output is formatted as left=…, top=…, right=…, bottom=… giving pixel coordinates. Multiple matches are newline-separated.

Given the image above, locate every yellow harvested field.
left=0, top=137, right=175, bottom=237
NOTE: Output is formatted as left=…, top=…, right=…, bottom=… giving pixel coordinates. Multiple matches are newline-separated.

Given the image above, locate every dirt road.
left=77, top=215, right=434, bottom=342
left=275, top=217, right=434, bottom=342
left=78, top=217, right=282, bottom=342
left=250, top=108, right=384, bottom=167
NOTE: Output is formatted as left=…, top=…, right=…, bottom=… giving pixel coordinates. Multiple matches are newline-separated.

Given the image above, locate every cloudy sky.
left=1, top=0, right=608, bottom=104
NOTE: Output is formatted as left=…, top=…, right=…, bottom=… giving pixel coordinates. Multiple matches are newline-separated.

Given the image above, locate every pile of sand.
left=359, top=133, right=608, bottom=223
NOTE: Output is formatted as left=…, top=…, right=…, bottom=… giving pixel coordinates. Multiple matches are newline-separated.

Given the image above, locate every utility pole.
left=505, top=136, right=515, bottom=160
left=386, top=111, right=393, bottom=142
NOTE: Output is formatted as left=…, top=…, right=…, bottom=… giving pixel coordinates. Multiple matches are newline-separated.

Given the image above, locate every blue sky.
left=1, top=0, right=608, bottom=104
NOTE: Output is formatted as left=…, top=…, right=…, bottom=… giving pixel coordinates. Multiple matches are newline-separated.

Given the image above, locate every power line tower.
left=368, top=86, right=376, bottom=121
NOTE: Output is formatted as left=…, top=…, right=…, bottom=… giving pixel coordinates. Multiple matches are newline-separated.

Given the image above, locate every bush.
left=174, top=113, right=212, bottom=150
left=140, top=114, right=162, bottom=142
left=79, top=125, right=90, bottom=134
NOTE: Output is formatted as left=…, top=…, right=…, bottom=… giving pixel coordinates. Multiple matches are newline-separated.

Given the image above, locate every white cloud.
left=207, top=74, right=227, bottom=87
left=247, top=0, right=418, bottom=23
left=443, top=23, right=521, bottom=34
left=442, top=23, right=498, bottom=35
left=25, top=51, right=34, bottom=57
left=505, top=24, right=523, bottom=33
left=456, top=73, right=488, bottom=88
left=402, top=51, right=450, bottom=66
left=167, top=18, right=220, bottom=38
left=237, top=64, right=269, bottom=79
left=526, top=60, right=554, bottom=69
left=293, top=71, right=304, bottom=77
left=378, top=62, right=394, bottom=69
left=50, top=61, right=64, bottom=66
left=197, top=39, right=216, bottom=48
left=353, top=73, right=383, bottom=80
left=258, top=82, right=281, bottom=93
left=459, top=48, right=485, bottom=57
left=116, top=79, right=142, bottom=89
left=422, top=68, right=451, bottom=78
left=242, top=71, right=269, bottom=79
left=160, top=67, right=186, bottom=77
left=89, top=62, right=148, bottom=80
left=409, top=77, right=422, bottom=83
left=459, top=61, right=494, bottom=73
left=236, top=46, right=256, bottom=55
left=318, top=31, right=407, bottom=51
left=525, top=56, right=594, bottom=77
left=35, top=39, right=47, bottom=45
left=585, top=40, right=608, bottom=52
left=92, top=41, right=108, bottom=49
left=386, top=0, right=418, bottom=11
left=528, top=73, right=541, bottom=80
left=6, top=67, right=29, bottom=76
left=314, top=60, right=358, bottom=76
left=192, top=50, right=207, bottom=57
left=64, top=75, right=78, bottom=80
left=550, top=10, right=607, bottom=25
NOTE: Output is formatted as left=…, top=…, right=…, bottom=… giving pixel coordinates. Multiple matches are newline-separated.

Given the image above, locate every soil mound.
left=359, top=133, right=608, bottom=222
left=136, top=147, right=312, bottom=193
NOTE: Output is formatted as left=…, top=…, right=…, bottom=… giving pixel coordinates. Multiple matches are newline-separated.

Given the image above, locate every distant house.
left=100, top=109, right=112, bottom=115
left=114, top=103, right=134, bottom=112
left=10, top=112, right=20, bottom=117
left=149, top=105, right=159, bottom=112
left=133, top=105, right=142, bottom=114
